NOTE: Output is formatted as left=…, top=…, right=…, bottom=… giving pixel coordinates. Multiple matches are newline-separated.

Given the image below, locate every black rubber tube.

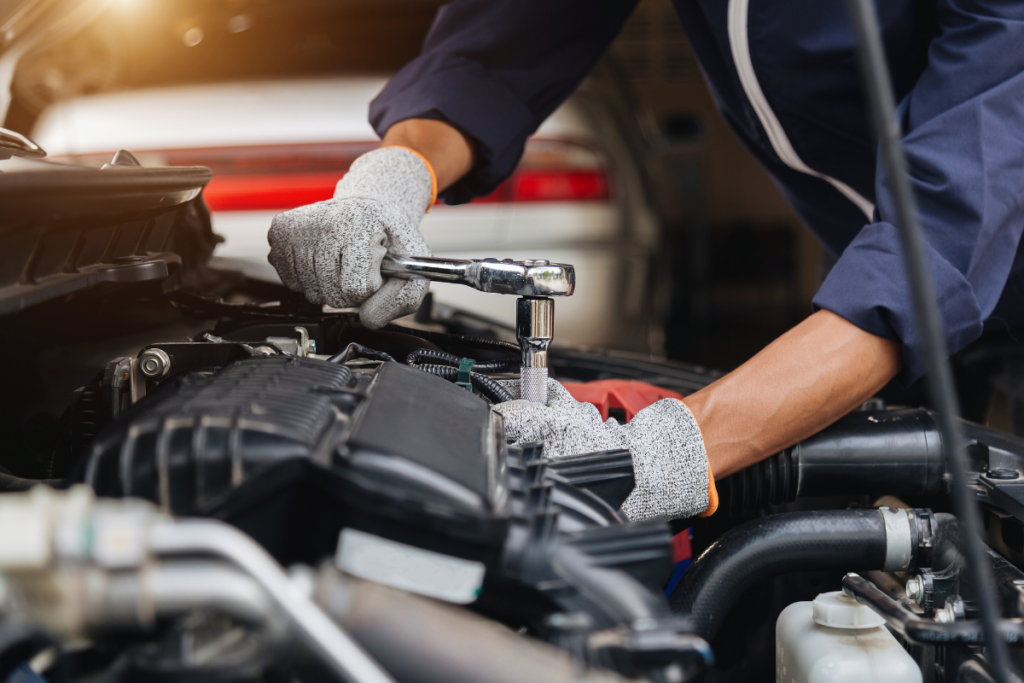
left=406, top=348, right=520, bottom=374
left=669, top=510, right=888, bottom=641
left=843, top=573, right=1024, bottom=645
left=843, top=0, right=1012, bottom=678
left=414, top=364, right=515, bottom=403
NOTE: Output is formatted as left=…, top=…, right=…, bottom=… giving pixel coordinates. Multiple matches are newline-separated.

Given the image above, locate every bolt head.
left=906, top=575, right=925, bottom=604
left=138, top=349, right=170, bottom=378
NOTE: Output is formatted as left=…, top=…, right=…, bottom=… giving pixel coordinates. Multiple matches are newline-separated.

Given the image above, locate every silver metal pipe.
left=148, top=562, right=273, bottom=624
left=86, top=562, right=272, bottom=630
left=148, top=520, right=395, bottom=683
left=517, top=297, right=554, bottom=404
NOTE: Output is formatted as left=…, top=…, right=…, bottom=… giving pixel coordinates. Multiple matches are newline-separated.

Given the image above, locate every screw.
left=906, top=575, right=925, bottom=605
left=935, top=596, right=965, bottom=623
left=138, top=349, right=170, bottom=379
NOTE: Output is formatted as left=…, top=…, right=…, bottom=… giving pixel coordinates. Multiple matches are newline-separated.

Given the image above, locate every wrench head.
left=475, top=258, right=575, bottom=297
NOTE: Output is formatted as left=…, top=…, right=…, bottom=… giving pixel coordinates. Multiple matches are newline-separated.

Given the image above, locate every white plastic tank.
left=776, top=590, right=922, bottom=683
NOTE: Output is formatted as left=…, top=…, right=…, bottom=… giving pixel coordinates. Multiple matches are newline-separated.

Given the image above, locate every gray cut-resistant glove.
left=493, top=379, right=712, bottom=522
left=268, top=147, right=434, bottom=329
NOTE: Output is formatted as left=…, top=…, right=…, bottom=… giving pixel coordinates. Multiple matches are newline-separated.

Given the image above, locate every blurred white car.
left=32, top=76, right=661, bottom=350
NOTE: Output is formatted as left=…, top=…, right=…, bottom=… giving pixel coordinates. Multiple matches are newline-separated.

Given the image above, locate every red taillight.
left=203, top=168, right=611, bottom=211
left=507, top=170, right=609, bottom=202
left=203, top=172, right=340, bottom=212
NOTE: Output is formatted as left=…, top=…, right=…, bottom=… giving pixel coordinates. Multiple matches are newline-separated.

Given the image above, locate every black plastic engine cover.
left=77, top=351, right=685, bottom=643
left=347, top=361, right=500, bottom=504
left=80, top=356, right=508, bottom=564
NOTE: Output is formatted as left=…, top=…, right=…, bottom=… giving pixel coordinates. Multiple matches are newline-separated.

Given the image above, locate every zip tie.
left=456, top=357, right=475, bottom=392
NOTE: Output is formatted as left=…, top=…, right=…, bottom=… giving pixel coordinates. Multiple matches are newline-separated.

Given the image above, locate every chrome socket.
left=517, top=297, right=554, bottom=405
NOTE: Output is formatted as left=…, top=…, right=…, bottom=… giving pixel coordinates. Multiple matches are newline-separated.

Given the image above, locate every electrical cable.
left=413, top=364, right=515, bottom=403
left=842, top=1, right=1013, bottom=679
left=405, top=348, right=520, bottom=374
left=323, top=343, right=513, bottom=401
left=842, top=573, right=1024, bottom=645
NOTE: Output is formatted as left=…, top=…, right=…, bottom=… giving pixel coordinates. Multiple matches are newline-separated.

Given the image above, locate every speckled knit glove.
left=267, top=147, right=436, bottom=329
left=494, top=379, right=717, bottom=522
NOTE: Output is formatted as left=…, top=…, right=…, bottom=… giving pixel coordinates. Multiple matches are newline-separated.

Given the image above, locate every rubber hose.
left=385, top=323, right=521, bottom=356
left=669, top=510, right=888, bottom=641
left=414, top=364, right=515, bottom=403
left=406, top=348, right=520, bottom=374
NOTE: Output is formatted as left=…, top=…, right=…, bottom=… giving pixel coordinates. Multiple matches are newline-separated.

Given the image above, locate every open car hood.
left=0, top=0, right=111, bottom=124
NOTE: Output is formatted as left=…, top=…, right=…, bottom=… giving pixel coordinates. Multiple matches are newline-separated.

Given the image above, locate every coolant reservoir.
left=776, top=591, right=922, bottom=683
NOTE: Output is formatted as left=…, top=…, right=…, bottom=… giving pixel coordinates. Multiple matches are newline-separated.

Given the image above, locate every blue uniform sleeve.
left=368, top=0, right=638, bottom=204
left=813, top=0, right=1024, bottom=382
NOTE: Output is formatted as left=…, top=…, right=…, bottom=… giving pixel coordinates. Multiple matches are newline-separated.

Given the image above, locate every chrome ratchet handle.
left=380, top=256, right=575, bottom=297
left=380, top=256, right=575, bottom=405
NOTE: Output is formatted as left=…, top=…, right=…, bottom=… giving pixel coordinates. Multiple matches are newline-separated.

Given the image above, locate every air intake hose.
left=668, top=508, right=934, bottom=641
left=721, top=408, right=944, bottom=513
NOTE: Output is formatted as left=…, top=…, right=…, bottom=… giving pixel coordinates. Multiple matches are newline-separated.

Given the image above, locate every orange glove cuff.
left=384, top=145, right=438, bottom=213
left=677, top=399, right=719, bottom=517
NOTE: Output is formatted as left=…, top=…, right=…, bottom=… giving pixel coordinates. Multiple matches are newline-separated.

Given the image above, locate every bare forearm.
left=685, top=310, right=902, bottom=479
left=381, top=119, right=475, bottom=193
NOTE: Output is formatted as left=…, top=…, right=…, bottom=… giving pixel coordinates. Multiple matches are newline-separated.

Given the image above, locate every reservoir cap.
left=812, top=591, right=885, bottom=629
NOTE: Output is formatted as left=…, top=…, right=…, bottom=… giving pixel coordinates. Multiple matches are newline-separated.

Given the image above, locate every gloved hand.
left=268, top=147, right=436, bottom=329
left=493, top=379, right=717, bottom=522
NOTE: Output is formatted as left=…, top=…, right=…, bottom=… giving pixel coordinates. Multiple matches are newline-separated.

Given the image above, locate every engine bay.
left=2, top=163, right=1024, bottom=682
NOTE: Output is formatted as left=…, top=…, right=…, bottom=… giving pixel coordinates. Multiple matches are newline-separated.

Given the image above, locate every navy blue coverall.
left=370, top=0, right=1024, bottom=382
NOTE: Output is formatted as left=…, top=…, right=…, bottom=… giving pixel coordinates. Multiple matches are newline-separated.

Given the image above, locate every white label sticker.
left=335, top=528, right=485, bottom=604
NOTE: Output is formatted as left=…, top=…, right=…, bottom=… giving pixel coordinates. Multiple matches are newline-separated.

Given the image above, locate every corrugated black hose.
left=843, top=0, right=1013, bottom=678
left=326, top=342, right=513, bottom=402
left=406, top=348, right=520, bottom=374
left=414, top=364, right=515, bottom=404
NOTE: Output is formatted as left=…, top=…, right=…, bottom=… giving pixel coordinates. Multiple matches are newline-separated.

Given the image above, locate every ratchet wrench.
left=381, top=256, right=575, bottom=404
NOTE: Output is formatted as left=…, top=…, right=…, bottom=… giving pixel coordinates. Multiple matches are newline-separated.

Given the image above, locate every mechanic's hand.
left=268, top=147, right=436, bottom=329
left=493, top=379, right=716, bottom=522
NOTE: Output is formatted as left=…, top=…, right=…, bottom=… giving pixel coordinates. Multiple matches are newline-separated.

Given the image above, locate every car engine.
left=2, top=154, right=1024, bottom=683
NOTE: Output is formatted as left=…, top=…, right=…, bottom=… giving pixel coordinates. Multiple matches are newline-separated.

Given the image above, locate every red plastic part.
left=563, top=379, right=685, bottom=423
left=672, top=529, right=692, bottom=563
